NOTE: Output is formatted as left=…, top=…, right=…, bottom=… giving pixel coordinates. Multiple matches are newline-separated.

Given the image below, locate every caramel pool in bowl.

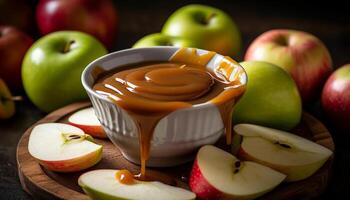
left=82, top=47, right=247, bottom=179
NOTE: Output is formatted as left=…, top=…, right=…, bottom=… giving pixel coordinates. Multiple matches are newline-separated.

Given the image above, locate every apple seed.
left=275, top=141, right=292, bottom=149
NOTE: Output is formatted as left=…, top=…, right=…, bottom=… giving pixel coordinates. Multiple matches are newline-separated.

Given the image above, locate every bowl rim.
left=81, top=46, right=247, bottom=110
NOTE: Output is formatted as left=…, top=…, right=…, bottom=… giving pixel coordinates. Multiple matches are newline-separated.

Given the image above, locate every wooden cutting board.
left=17, top=102, right=334, bottom=200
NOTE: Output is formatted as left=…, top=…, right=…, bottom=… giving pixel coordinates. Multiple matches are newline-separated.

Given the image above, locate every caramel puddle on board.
left=93, top=48, right=245, bottom=181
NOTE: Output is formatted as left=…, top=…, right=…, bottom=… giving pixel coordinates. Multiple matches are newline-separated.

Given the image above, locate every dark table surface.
left=1, top=0, right=349, bottom=199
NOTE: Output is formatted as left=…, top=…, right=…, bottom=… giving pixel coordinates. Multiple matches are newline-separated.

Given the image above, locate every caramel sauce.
left=93, top=48, right=246, bottom=181
left=115, top=170, right=135, bottom=185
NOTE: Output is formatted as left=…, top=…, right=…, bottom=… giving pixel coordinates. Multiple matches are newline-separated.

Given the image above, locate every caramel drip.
left=115, top=170, right=135, bottom=185
left=210, top=56, right=246, bottom=144
left=93, top=48, right=245, bottom=180
left=170, top=48, right=215, bottom=66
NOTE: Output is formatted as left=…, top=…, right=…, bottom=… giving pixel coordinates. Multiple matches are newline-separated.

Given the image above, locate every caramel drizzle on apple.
left=115, top=170, right=135, bottom=185
left=93, top=48, right=246, bottom=181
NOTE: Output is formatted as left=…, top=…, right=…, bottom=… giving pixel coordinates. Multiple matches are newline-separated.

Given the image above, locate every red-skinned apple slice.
left=189, top=145, right=286, bottom=200
left=68, top=107, right=107, bottom=138
left=234, top=124, right=333, bottom=182
left=28, top=123, right=103, bottom=172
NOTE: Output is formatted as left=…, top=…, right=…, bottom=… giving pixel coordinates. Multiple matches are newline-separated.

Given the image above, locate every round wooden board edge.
left=17, top=102, right=92, bottom=200
left=16, top=101, right=335, bottom=200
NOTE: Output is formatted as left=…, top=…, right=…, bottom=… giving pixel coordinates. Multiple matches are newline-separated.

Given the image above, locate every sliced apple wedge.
left=68, top=107, right=107, bottom=138
left=28, top=123, right=103, bottom=172
left=234, top=124, right=333, bottom=182
left=78, top=169, right=196, bottom=200
left=189, top=145, right=285, bottom=200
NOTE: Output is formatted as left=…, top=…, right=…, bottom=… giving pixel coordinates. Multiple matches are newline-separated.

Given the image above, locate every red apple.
left=189, top=145, right=285, bottom=200
left=68, top=107, right=107, bottom=138
left=0, top=0, right=35, bottom=35
left=322, top=64, right=350, bottom=131
left=36, top=0, right=118, bottom=49
left=245, top=29, right=332, bottom=104
left=0, top=26, right=33, bottom=91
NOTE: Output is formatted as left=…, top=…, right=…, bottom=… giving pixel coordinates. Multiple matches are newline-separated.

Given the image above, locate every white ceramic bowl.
left=82, top=47, right=247, bottom=167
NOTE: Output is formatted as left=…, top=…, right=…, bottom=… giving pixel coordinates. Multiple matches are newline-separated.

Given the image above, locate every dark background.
left=0, top=0, right=349, bottom=199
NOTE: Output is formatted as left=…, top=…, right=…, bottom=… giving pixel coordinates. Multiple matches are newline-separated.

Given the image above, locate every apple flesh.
left=189, top=145, right=286, bottom=200
left=162, top=4, right=241, bottom=57
left=233, top=61, right=302, bottom=130
left=0, top=26, right=33, bottom=91
left=234, top=124, right=333, bottom=182
left=322, top=64, right=350, bottom=131
left=68, top=107, right=107, bottom=138
left=245, top=29, right=332, bottom=104
left=133, top=33, right=198, bottom=49
left=36, top=0, right=118, bottom=49
left=79, top=169, right=196, bottom=200
left=22, top=31, right=107, bottom=112
left=0, top=79, right=15, bottom=119
left=28, top=123, right=102, bottom=172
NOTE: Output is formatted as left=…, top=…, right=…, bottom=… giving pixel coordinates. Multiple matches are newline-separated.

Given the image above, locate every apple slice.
left=78, top=169, right=196, bottom=200
left=189, top=145, right=285, bottom=200
left=28, top=123, right=103, bottom=172
left=234, top=124, right=333, bottom=182
left=68, top=107, right=107, bottom=138
left=0, top=79, right=15, bottom=119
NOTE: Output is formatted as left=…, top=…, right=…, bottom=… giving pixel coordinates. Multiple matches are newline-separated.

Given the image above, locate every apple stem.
left=62, top=40, right=75, bottom=53
left=205, top=13, right=216, bottom=24
left=11, top=96, right=23, bottom=101
left=0, top=96, right=23, bottom=102
left=199, top=13, right=217, bottom=25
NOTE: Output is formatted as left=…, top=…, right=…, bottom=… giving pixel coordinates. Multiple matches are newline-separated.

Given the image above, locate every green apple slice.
left=78, top=169, right=196, bottom=200
left=28, top=123, right=102, bottom=172
left=234, top=124, right=333, bottom=181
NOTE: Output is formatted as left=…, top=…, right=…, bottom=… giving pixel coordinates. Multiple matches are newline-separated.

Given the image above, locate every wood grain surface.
left=16, top=101, right=334, bottom=200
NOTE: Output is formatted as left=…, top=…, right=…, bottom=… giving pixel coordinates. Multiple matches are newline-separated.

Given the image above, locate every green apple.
left=162, top=4, right=241, bottom=57
left=133, top=33, right=198, bottom=48
left=22, top=31, right=107, bottom=112
left=79, top=169, right=196, bottom=200
left=0, top=79, right=15, bottom=119
left=233, top=61, right=302, bottom=130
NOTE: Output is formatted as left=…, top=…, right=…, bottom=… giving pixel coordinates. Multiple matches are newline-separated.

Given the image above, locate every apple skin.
left=238, top=148, right=326, bottom=182
left=37, top=147, right=102, bottom=172
left=133, top=33, right=199, bottom=49
left=0, top=79, right=15, bottom=119
left=0, top=26, right=33, bottom=91
left=22, top=31, right=107, bottom=112
left=68, top=122, right=106, bottom=138
left=36, top=0, right=118, bottom=49
left=322, top=64, right=350, bottom=131
left=80, top=186, right=122, bottom=200
left=162, top=4, right=241, bottom=57
left=245, top=29, right=332, bottom=104
left=189, top=159, right=222, bottom=200
left=233, top=61, right=302, bottom=130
